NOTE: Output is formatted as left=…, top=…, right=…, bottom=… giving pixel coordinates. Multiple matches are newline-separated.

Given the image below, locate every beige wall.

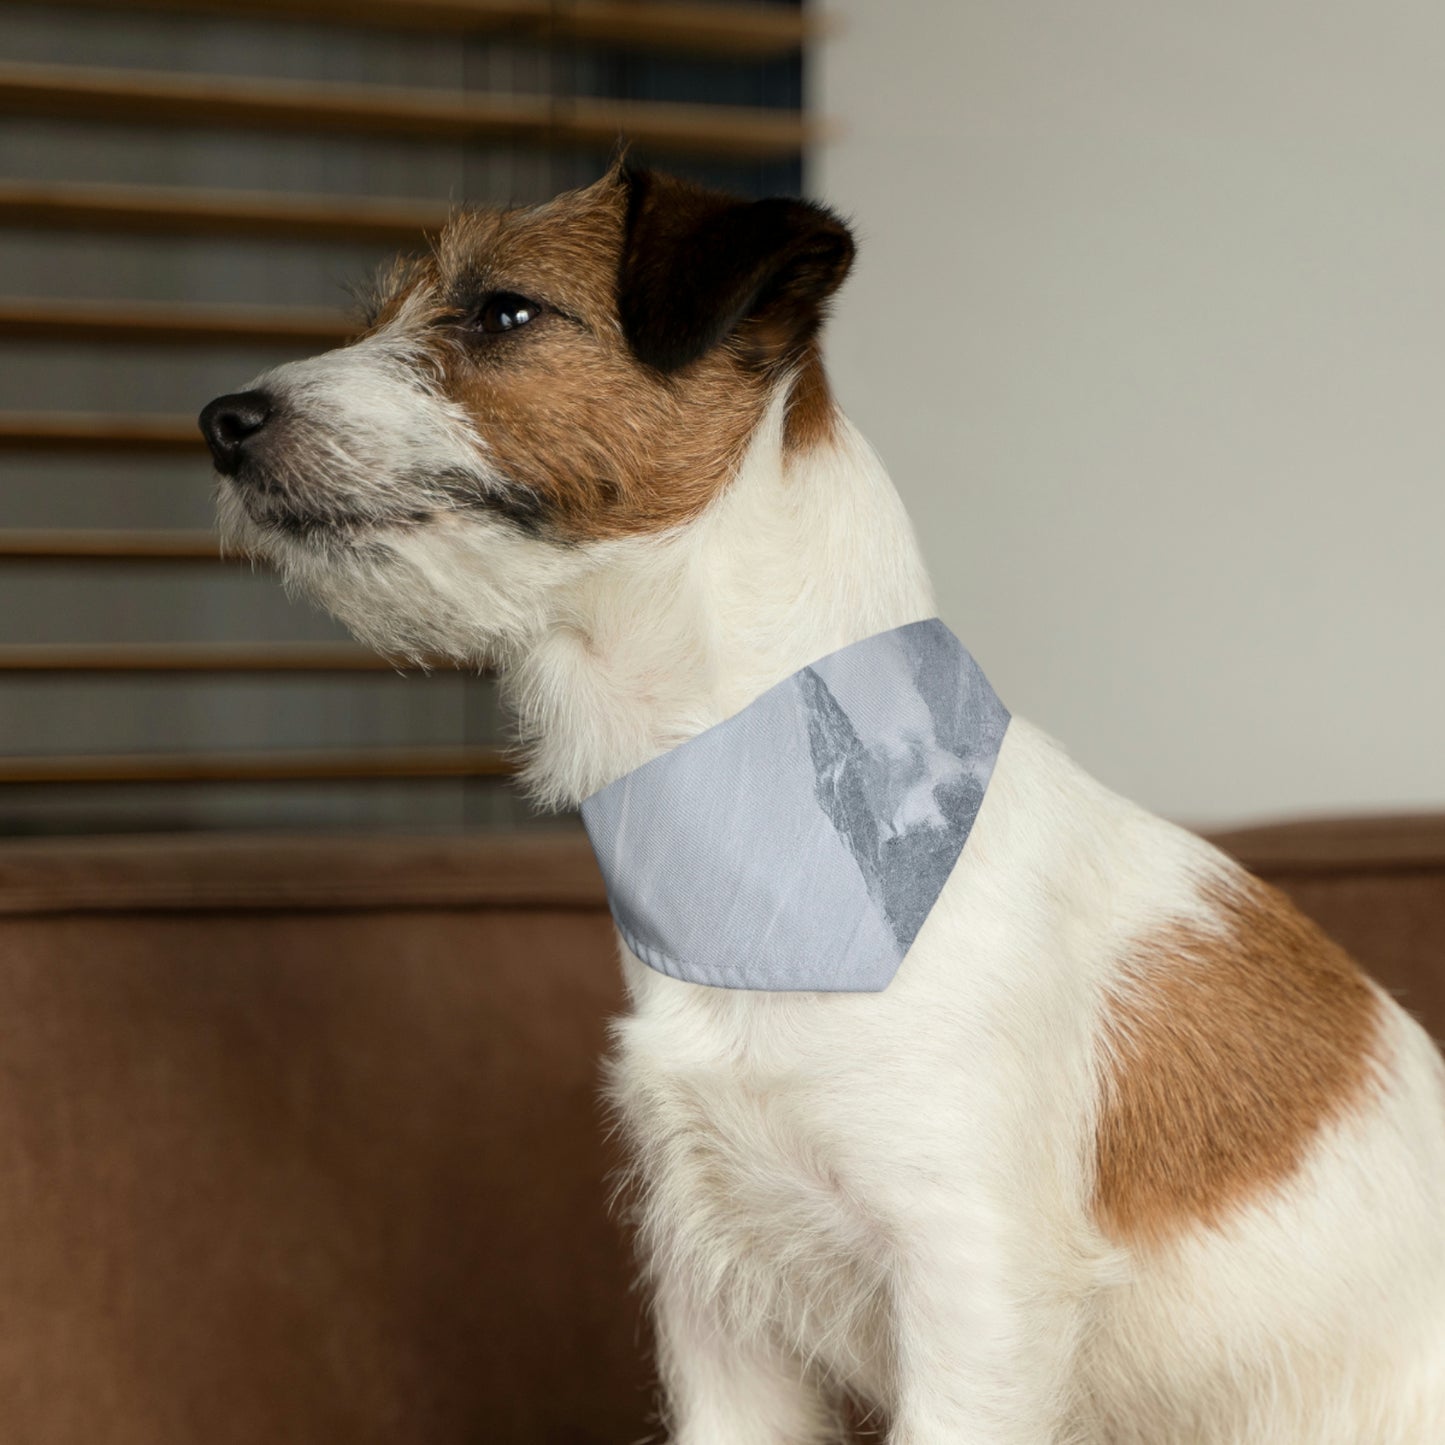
left=813, top=1, right=1445, bottom=827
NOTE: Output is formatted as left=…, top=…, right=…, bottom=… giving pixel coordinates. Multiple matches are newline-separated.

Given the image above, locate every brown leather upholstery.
left=0, top=818, right=1440, bottom=1442
left=0, top=832, right=650, bottom=1445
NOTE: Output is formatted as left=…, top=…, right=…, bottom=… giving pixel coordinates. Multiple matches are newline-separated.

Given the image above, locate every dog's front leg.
left=884, top=1214, right=1086, bottom=1445
left=654, top=1274, right=841, bottom=1445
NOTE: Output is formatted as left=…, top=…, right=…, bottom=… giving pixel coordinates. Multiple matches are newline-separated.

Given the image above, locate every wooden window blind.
left=0, top=0, right=815, bottom=835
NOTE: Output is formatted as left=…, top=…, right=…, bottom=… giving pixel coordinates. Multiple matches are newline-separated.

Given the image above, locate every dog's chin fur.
left=206, top=171, right=1445, bottom=1443
left=217, top=479, right=580, bottom=673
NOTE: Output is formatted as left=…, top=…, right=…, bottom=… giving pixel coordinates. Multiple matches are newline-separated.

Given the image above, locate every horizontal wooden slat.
left=0, top=412, right=201, bottom=452
left=0, top=746, right=513, bottom=784
left=0, top=643, right=426, bottom=673
left=0, top=180, right=449, bottom=245
left=0, top=297, right=353, bottom=348
left=24, top=0, right=815, bottom=59
left=0, top=530, right=227, bottom=561
left=1210, top=813, right=1445, bottom=875
left=2, top=813, right=1442, bottom=920
left=0, top=62, right=817, bottom=161
left=0, top=831, right=604, bottom=916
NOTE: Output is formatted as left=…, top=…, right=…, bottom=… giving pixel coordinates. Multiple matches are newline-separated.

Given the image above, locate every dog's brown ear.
left=618, top=167, right=855, bottom=375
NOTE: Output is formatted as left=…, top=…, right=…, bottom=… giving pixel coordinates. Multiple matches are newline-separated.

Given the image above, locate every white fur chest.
left=608, top=955, right=902, bottom=1396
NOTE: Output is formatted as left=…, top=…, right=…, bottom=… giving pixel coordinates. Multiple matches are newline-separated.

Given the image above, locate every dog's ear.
left=617, top=166, right=855, bottom=376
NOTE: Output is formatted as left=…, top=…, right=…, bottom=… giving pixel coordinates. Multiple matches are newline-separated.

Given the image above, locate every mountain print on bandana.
left=580, top=620, right=1010, bottom=993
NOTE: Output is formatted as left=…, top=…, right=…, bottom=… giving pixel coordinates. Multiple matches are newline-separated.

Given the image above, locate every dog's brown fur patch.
left=365, top=173, right=823, bottom=542
left=1093, top=873, right=1382, bottom=1247
left=782, top=341, right=840, bottom=453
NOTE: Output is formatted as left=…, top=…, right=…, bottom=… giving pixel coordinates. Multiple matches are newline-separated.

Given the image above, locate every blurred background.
left=0, top=4, right=1442, bottom=1443
left=2, top=1, right=1441, bottom=840
left=0, top=0, right=803, bottom=837
left=819, top=1, right=1445, bottom=828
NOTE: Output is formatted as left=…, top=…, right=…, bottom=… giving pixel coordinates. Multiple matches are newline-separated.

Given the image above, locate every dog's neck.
left=505, top=390, right=938, bottom=809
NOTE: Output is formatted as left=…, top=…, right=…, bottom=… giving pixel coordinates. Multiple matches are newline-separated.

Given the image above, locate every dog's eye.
left=474, top=292, right=542, bottom=335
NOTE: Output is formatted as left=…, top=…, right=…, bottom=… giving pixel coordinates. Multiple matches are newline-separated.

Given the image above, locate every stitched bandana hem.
left=579, top=618, right=1009, bottom=993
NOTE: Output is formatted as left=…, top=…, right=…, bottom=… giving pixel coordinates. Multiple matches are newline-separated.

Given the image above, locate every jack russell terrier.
left=200, top=164, right=1445, bottom=1444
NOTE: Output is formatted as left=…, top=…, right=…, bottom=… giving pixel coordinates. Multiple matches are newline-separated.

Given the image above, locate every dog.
left=200, top=164, right=1445, bottom=1443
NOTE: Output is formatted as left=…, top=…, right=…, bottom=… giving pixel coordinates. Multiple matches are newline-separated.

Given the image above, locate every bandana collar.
left=580, top=619, right=1009, bottom=992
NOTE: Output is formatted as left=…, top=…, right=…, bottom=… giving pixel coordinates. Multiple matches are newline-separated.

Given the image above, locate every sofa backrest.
left=0, top=832, right=648, bottom=1445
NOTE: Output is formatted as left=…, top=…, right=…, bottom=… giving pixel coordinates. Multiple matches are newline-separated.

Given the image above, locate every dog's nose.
left=199, top=390, right=273, bottom=475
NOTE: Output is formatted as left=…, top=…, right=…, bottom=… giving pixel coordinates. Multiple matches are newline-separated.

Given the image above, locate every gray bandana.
left=579, top=619, right=1009, bottom=992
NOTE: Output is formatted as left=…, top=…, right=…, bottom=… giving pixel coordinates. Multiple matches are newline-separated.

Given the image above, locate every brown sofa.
left=0, top=819, right=1440, bottom=1443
